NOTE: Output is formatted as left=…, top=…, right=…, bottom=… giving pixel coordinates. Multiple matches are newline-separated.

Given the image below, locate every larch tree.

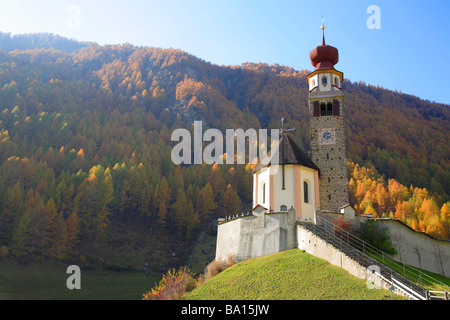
left=220, top=184, right=241, bottom=216
left=10, top=209, right=33, bottom=257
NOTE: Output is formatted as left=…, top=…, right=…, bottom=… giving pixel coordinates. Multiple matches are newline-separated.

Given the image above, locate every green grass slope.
left=185, top=249, right=406, bottom=300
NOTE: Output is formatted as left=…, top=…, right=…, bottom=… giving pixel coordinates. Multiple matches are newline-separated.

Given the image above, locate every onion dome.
left=309, top=25, right=339, bottom=71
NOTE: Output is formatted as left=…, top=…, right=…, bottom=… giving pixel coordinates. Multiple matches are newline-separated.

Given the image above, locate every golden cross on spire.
left=321, top=15, right=326, bottom=45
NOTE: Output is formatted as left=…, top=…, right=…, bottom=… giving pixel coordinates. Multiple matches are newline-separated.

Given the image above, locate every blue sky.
left=0, top=0, right=449, bottom=104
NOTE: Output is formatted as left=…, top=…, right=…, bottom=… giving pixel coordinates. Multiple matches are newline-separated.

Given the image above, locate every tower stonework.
left=307, top=25, right=349, bottom=212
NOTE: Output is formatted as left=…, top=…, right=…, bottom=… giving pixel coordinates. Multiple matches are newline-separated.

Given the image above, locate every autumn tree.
left=74, top=165, right=113, bottom=242
left=195, top=182, right=217, bottom=223
left=44, top=199, right=69, bottom=260
left=220, top=184, right=241, bottom=216
left=0, top=182, right=24, bottom=244
left=172, top=188, right=188, bottom=238
left=208, top=163, right=226, bottom=201
left=10, top=209, right=33, bottom=257
left=66, top=211, right=80, bottom=249
left=155, top=177, right=170, bottom=228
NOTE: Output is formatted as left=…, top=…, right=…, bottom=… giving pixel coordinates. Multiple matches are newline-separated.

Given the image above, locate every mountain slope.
left=0, top=33, right=448, bottom=267
left=184, top=249, right=405, bottom=300
left=1, top=35, right=447, bottom=200
left=0, top=32, right=89, bottom=53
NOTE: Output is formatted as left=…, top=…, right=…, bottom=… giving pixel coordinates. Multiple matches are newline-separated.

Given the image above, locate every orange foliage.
left=142, top=266, right=197, bottom=300
left=348, top=162, right=449, bottom=240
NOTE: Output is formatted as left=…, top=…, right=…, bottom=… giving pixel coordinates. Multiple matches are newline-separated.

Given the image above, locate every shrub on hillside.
left=331, top=216, right=353, bottom=241
left=202, top=254, right=236, bottom=282
left=142, top=255, right=236, bottom=300
left=142, top=266, right=197, bottom=300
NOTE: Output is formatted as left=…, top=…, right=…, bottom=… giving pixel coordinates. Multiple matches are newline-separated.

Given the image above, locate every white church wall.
left=253, top=165, right=318, bottom=221
left=254, top=166, right=271, bottom=208
left=309, top=74, right=318, bottom=91
left=272, top=165, right=295, bottom=213
left=319, top=73, right=331, bottom=92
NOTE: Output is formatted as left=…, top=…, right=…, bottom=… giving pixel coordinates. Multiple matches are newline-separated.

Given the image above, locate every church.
left=215, top=25, right=450, bottom=289
left=252, top=23, right=349, bottom=221
left=215, top=25, right=352, bottom=262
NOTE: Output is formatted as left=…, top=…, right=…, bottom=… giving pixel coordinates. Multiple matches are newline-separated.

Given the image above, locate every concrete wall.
left=375, top=219, right=450, bottom=277
left=215, top=211, right=296, bottom=262
left=317, top=211, right=450, bottom=277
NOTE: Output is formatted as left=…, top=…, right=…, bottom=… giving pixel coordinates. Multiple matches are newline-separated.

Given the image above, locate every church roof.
left=253, top=134, right=320, bottom=173
left=309, top=25, right=339, bottom=71
left=309, top=89, right=343, bottom=98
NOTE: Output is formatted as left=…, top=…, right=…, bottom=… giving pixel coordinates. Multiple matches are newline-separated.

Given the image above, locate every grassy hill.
left=184, top=249, right=406, bottom=300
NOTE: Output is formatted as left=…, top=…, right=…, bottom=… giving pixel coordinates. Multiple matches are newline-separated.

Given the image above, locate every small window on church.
left=262, top=183, right=266, bottom=204
left=328, top=194, right=331, bottom=200
left=320, top=103, right=327, bottom=116
left=322, top=76, right=327, bottom=86
left=280, top=205, right=287, bottom=212
left=334, top=77, right=339, bottom=86
left=326, top=103, right=333, bottom=115
left=312, top=79, right=316, bottom=87
left=304, top=181, right=309, bottom=203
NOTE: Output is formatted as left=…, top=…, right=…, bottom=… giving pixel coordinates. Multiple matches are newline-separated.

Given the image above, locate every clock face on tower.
left=318, top=128, right=336, bottom=145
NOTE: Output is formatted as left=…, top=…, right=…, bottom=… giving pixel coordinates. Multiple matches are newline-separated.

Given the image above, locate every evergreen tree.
left=66, top=211, right=80, bottom=249
left=0, top=182, right=24, bottom=244
left=44, top=199, right=68, bottom=260
left=208, top=163, right=226, bottom=201
left=10, top=209, right=32, bottom=257
left=172, top=188, right=188, bottom=238
left=220, top=184, right=241, bottom=216
left=195, top=182, right=217, bottom=223
left=185, top=200, right=199, bottom=241
left=155, top=177, right=170, bottom=228
left=27, top=199, right=48, bottom=256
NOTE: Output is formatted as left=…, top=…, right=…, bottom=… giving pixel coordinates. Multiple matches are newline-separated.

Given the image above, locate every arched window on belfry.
left=320, top=103, right=327, bottom=116
left=326, top=102, right=333, bottom=115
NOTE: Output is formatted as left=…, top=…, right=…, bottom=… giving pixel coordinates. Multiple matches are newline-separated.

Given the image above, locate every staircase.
left=297, top=216, right=448, bottom=300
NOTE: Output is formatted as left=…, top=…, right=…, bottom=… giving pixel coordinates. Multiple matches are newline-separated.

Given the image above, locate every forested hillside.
left=0, top=33, right=448, bottom=267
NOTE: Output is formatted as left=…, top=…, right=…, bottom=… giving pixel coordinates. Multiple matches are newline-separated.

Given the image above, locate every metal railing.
left=298, top=214, right=449, bottom=300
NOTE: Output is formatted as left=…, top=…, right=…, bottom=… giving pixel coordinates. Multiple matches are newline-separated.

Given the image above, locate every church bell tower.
left=307, top=23, right=349, bottom=212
